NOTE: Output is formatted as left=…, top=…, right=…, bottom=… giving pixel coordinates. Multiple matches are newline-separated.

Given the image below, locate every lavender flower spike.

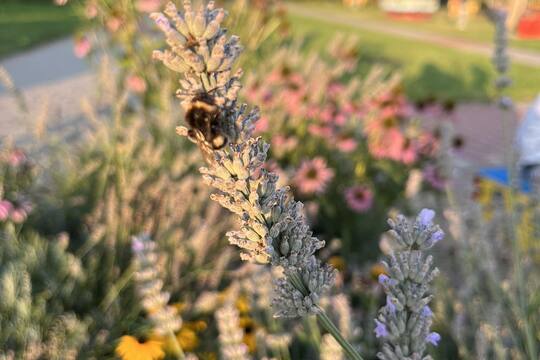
left=152, top=2, right=361, bottom=359
left=375, top=210, right=442, bottom=360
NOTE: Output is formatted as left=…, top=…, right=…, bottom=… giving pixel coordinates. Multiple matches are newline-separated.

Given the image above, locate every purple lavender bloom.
left=386, top=296, right=396, bottom=314
left=421, top=305, right=433, bottom=318
left=374, top=319, right=388, bottom=338
left=426, top=332, right=441, bottom=346
left=430, top=230, right=445, bottom=244
left=418, top=208, right=435, bottom=227
left=378, top=274, right=390, bottom=285
left=152, top=13, right=170, bottom=31
left=132, top=238, right=145, bottom=253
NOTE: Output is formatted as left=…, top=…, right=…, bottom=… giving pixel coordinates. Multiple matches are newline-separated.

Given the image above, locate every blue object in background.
left=478, top=167, right=532, bottom=194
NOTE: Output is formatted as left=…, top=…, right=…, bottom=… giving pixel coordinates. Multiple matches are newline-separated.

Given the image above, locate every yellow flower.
left=236, top=296, right=251, bottom=314
left=328, top=256, right=346, bottom=272
left=116, top=336, right=164, bottom=360
left=177, top=327, right=199, bottom=351
left=172, top=302, right=187, bottom=313
left=370, top=263, right=387, bottom=280
left=243, top=332, right=257, bottom=353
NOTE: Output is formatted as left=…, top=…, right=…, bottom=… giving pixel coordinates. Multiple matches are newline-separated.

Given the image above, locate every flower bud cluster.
left=375, top=209, right=442, bottom=360
left=486, top=7, right=513, bottom=111
left=131, top=234, right=182, bottom=336
left=215, top=304, right=251, bottom=360
left=152, top=1, right=258, bottom=152
left=200, top=137, right=335, bottom=317
left=152, top=0, right=335, bottom=319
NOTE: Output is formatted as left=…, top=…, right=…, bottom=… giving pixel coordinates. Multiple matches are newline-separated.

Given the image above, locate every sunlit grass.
left=288, top=2, right=540, bottom=53
left=288, top=11, right=540, bottom=102
left=0, top=2, right=81, bottom=58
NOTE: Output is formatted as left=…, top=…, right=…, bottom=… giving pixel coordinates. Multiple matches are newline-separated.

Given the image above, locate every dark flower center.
left=306, top=168, right=319, bottom=179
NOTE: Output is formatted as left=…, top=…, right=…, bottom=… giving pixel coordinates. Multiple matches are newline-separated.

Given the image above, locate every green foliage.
left=0, top=224, right=87, bottom=358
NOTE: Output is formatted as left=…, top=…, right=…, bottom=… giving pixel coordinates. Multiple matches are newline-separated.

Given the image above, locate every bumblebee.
left=185, top=95, right=228, bottom=150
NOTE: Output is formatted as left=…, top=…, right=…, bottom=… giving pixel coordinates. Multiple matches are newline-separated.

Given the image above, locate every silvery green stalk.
left=131, top=234, right=184, bottom=359
left=150, top=2, right=362, bottom=359
left=375, top=209, right=442, bottom=360
left=486, top=8, right=512, bottom=109
left=216, top=304, right=251, bottom=360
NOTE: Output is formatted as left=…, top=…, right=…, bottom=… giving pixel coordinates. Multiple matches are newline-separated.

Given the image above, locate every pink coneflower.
left=10, top=201, right=32, bottom=224
left=308, top=124, right=334, bottom=138
left=423, top=164, right=446, bottom=190
left=74, top=36, right=91, bottom=58
left=85, top=2, right=98, bottom=19
left=344, top=185, right=374, bottom=213
left=0, top=200, right=13, bottom=221
left=328, top=83, right=345, bottom=97
left=253, top=116, right=269, bottom=134
left=400, top=139, right=418, bottom=165
left=135, top=0, right=162, bottom=12
left=320, top=107, right=333, bottom=123
left=271, top=135, right=297, bottom=156
left=364, top=114, right=408, bottom=162
left=294, top=157, right=334, bottom=195
left=106, top=17, right=122, bottom=33
left=333, top=112, right=347, bottom=126
left=125, top=75, right=147, bottom=93
left=10, top=208, right=27, bottom=223
left=7, top=149, right=27, bottom=167
left=367, top=127, right=405, bottom=162
left=335, top=135, right=357, bottom=153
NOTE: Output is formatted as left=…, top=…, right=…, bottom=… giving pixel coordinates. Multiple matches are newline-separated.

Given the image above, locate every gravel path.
left=0, top=38, right=96, bottom=147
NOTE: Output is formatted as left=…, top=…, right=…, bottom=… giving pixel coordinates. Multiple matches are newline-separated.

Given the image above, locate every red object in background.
left=517, top=11, right=540, bottom=39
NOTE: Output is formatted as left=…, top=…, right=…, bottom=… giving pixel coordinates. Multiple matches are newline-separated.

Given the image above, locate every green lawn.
left=0, top=2, right=81, bottom=58
left=289, top=1, right=540, bottom=53
left=287, top=9, right=540, bottom=102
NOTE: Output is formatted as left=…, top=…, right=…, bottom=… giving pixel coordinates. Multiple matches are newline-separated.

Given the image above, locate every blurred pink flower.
left=344, top=185, right=374, bottom=213
left=74, top=36, right=91, bottom=58
left=253, top=116, right=269, bottom=134
left=333, top=113, right=347, bottom=126
left=10, top=208, right=27, bottom=223
left=125, top=75, right=147, bottom=93
left=85, top=2, right=98, bottom=19
left=0, top=200, right=13, bottom=221
left=294, top=157, right=334, bottom=195
left=328, top=83, right=345, bottom=97
left=135, top=0, right=162, bottom=12
left=308, top=124, right=334, bottom=138
left=303, top=201, right=320, bottom=223
left=417, top=132, right=439, bottom=157
left=423, top=164, right=446, bottom=190
left=106, top=17, right=122, bottom=33
left=266, top=70, right=283, bottom=84
left=336, top=136, right=357, bottom=153
left=367, top=123, right=405, bottom=162
left=400, top=139, right=418, bottom=165
left=54, top=0, right=68, bottom=6
left=320, top=107, right=333, bottom=123
left=342, top=102, right=356, bottom=115
left=8, top=149, right=27, bottom=167
left=271, top=135, right=297, bottom=158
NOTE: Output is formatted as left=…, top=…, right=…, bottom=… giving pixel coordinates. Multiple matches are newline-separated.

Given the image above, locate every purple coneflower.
left=0, top=200, right=13, bottom=221
left=294, top=157, right=334, bottom=195
left=344, top=185, right=373, bottom=213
